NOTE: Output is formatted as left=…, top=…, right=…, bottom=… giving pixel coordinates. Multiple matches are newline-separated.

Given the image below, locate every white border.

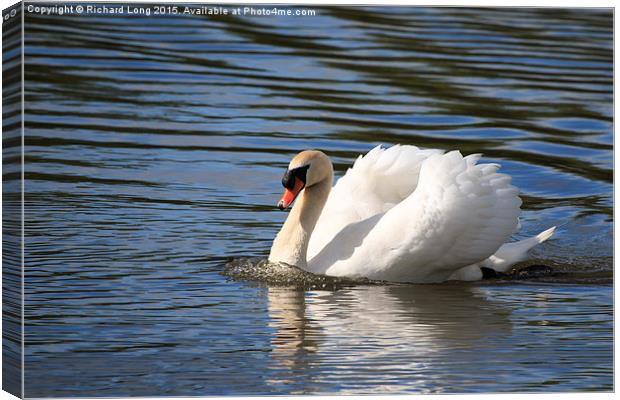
left=0, top=1, right=616, bottom=400
left=3, top=0, right=618, bottom=7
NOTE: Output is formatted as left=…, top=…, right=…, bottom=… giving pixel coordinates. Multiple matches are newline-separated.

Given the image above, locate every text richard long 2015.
left=25, top=4, right=317, bottom=17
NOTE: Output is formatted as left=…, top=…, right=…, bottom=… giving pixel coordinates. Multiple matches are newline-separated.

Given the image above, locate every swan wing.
left=309, top=150, right=522, bottom=282
left=307, top=144, right=442, bottom=259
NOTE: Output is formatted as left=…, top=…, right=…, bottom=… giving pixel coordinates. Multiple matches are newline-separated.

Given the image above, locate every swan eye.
left=281, top=165, right=310, bottom=189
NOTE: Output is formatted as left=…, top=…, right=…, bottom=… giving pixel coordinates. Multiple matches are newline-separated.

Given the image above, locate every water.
left=13, top=5, right=613, bottom=396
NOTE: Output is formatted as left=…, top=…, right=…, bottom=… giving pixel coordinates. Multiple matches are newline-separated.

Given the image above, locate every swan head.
left=277, top=150, right=332, bottom=210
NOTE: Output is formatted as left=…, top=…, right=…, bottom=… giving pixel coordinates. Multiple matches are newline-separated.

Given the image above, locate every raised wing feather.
left=309, top=150, right=521, bottom=282
left=307, top=145, right=442, bottom=260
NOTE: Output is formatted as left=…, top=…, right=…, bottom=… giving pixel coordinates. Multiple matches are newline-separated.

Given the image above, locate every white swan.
left=268, top=145, right=555, bottom=283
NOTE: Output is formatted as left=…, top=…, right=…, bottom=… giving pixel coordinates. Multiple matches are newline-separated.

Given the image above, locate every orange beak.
left=277, top=177, right=305, bottom=210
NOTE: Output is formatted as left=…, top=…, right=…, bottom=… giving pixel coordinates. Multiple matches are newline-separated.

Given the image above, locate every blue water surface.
left=16, top=5, right=613, bottom=396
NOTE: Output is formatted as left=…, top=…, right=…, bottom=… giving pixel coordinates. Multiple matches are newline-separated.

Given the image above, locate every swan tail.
left=481, top=226, right=556, bottom=273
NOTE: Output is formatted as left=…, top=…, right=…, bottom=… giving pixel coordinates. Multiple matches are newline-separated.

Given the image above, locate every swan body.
left=268, top=145, right=555, bottom=283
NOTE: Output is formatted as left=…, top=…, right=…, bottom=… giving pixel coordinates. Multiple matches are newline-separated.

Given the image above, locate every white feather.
left=304, top=145, right=554, bottom=283
left=448, top=226, right=557, bottom=281
left=307, top=144, right=442, bottom=259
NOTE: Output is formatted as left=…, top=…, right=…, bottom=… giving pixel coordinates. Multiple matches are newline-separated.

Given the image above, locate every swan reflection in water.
left=266, top=284, right=513, bottom=394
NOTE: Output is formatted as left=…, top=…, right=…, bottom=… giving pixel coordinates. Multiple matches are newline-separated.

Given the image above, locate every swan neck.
left=269, top=176, right=332, bottom=269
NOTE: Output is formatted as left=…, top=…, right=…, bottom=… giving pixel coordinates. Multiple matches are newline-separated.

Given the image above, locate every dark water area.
left=14, top=5, right=613, bottom=396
